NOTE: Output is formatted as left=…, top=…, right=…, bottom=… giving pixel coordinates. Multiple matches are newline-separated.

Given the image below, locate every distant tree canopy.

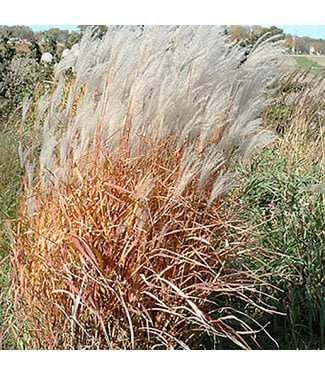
left=294, top=36, right=325, bottom=54
left=44, top=28, right=69, bottom=44
left=222, top=25, right=325, bottom=54
left=29, top=38, right=42, bottom=63
left=0, top=35, right=17, bottom=96
left=64, top=32, right=81, bottom=49
left=0, top=25, right=34, bottom=40
left=78, top=25, right=108, bottom=39
left=224, top=25, right=284, bottom=47
left=45, top=35, right=57, bottom=56
left=0, top=25, right=324, bottom=55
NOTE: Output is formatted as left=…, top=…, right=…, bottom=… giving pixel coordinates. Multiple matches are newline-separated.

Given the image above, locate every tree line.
left=0, top=25, right=108, bottom=45
left=1, top=25, right=325, bottom=55
left=222, top=25, right=325, bottom=54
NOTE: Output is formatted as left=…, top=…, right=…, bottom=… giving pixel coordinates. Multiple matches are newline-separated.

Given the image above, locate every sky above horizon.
left=26, top=25, right=325, bottom=39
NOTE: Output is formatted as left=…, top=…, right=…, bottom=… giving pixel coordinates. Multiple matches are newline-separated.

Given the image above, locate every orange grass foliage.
left=6, top=135, right=277, bottom=349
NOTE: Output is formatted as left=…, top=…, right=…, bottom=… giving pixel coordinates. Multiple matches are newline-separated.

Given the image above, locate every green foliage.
left=0, top=37, right=55, bottom=124
left=44, top=28, right=64, bottom=43
left=236, top=147, right=324, bottom=349
left=29, top=38, right=42, bottom=63
left=64, top=32, right=81, bottom=50
left=78, top=25, right=108, bottom=39
left=0, top=25, right=34, bottom=41
left=0, top=129, right=24, bottom=349
left=225, top=25, right=284, bottom=48
left=45, top=35, right=57, bottom=60
left=245, top=26, right=284, bottom=47
left=0, top=130, right=23, bottom=217
left=0, top=35, right=16, bottom=96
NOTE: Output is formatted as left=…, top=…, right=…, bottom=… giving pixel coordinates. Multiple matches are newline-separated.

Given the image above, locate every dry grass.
left=264, top=71, right=325, bottom=165
left=1, top=26, right=286, bottom=349
left=4, top=133, right=280, bottom=349
left=263, top=71, right=325, bottom=204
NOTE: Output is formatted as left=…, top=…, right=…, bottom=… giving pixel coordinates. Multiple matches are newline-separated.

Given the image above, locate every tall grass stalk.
left=235, top=71, right=324, bottom=349
left=2, top=26, right=285, bottom=349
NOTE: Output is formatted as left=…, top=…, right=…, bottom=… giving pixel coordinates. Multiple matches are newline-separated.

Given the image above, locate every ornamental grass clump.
left=3, top=26, right=284, bottom=349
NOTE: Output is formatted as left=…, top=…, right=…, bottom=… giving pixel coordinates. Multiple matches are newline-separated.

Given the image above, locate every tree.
left=0, top=25, right=34, bottom=40
left=268, top=26, right=284, bottom=37
left=225, top=25, right=284, bottom=50
left=250, top=25, right=263, bottom=36
left=227, top=25, right=250, bottom=41
left=29, top=38, right=42, bottom=63
left=0, top=34, right=16, bottom=65
left=64, top=31, right=81, bottom=49
left=45, top=35, right=57, bottom=59
left=0, top=34, right=17, bottom=96
left=295, top=37, right=309, bottom=54
left=78, top=25, right=108, bottom=39
left=45, top=28, right=70, bottom=44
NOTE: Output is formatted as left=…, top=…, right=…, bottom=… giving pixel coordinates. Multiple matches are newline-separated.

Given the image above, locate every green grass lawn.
left=294, top=56, right=325, bottom=75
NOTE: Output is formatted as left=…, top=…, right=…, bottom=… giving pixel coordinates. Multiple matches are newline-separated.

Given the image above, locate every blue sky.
left=266, top=25, right=325, bottom=39
left=28, top=25, right=79, bottom=32
left=27, top=25, right=325, bottom=39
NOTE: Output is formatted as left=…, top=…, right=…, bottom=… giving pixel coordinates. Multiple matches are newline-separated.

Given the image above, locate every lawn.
left=294, top=56, right=325, bottom=75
